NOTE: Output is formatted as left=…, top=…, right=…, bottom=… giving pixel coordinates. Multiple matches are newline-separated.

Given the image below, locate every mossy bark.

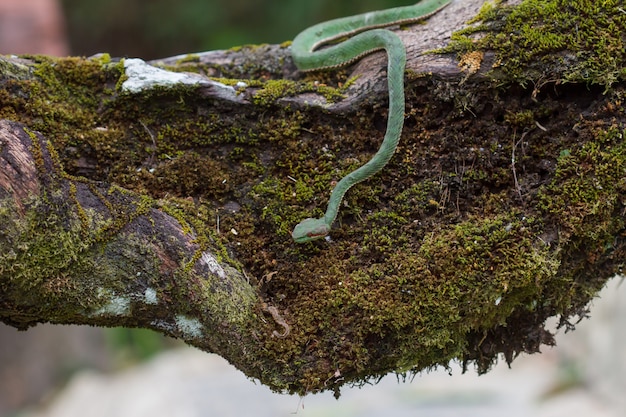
left=1, top=0, right=625, bottom=396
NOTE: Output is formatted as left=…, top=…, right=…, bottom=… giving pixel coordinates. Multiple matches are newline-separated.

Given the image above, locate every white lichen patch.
left=150, top=319, right=174, bottom=333
left=121, top=58, right=244, bottom=104
left=93, top=289, right=131, bottom=317
left=201, top=251, right=226, bottom=279
left=144, top=287, right=158, bottom=305
left=122, top=58, right=205, bottom=93
left=175, top=315, right=203, bottom=339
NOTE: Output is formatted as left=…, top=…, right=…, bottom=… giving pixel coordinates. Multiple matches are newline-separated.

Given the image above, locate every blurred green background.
left=60, top=0, right=413, bottom=59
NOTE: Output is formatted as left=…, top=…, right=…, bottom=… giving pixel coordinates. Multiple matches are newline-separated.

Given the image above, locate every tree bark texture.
left=1, top=0, right=625, bottom=396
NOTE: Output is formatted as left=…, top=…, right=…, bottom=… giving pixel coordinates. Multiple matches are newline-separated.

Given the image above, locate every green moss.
left=360, top=210, right=409, bottom=255
left=175, top=54, right=201, bottom=65
left=418, top=215, right=558, bottom=326
left=262, top=210, right=562, bottom=393
left=68, top=182, right=90, bottom=232
left=0, top=195, right=90, bottom=291
left=504, top=109, right=535, bottom=128
left=538, top=125, right=626, bottom=247
left=0, top=187, right=131, bottom=318
left=252, top=78, right=344, bottom=106
left=251, top=178, right=306, bottom=238
left=446, top=0, right=626, bottom=87
left=10, top=56, right=125, bottom=166
left=209, top=77, right=263, bottom=88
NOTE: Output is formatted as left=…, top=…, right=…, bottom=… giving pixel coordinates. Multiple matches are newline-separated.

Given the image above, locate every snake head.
left=292, top=218, right=331, bottom=243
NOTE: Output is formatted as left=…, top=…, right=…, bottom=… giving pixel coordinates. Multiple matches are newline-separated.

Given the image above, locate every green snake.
left=290, top=0, right=451, bottom=243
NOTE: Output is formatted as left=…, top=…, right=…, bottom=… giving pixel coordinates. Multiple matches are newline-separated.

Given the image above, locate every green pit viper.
left=290, top=0, right=451, bottom=243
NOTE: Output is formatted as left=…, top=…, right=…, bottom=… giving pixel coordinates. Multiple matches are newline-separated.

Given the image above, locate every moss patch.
left=446, top=0, right=626, bottom=87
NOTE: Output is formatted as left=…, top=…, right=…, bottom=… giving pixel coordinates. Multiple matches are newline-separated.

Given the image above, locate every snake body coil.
left=290, top=0, right=451, bottom=243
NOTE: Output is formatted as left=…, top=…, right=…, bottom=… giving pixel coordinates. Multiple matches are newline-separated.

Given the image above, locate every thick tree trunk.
left=1, top=0, right=624, bottom=396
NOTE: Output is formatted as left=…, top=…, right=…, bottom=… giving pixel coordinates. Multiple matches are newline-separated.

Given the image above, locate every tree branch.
left=1, top=0, right=625, bottom=396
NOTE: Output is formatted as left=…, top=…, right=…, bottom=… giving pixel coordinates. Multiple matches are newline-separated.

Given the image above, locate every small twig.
left=291, top=396, right=305, bottom=414
left=511, top=129, right=530, bottom=203
left=535, top=121, right=548, bottom=131
left=139, top=120, right=157, bottom=165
